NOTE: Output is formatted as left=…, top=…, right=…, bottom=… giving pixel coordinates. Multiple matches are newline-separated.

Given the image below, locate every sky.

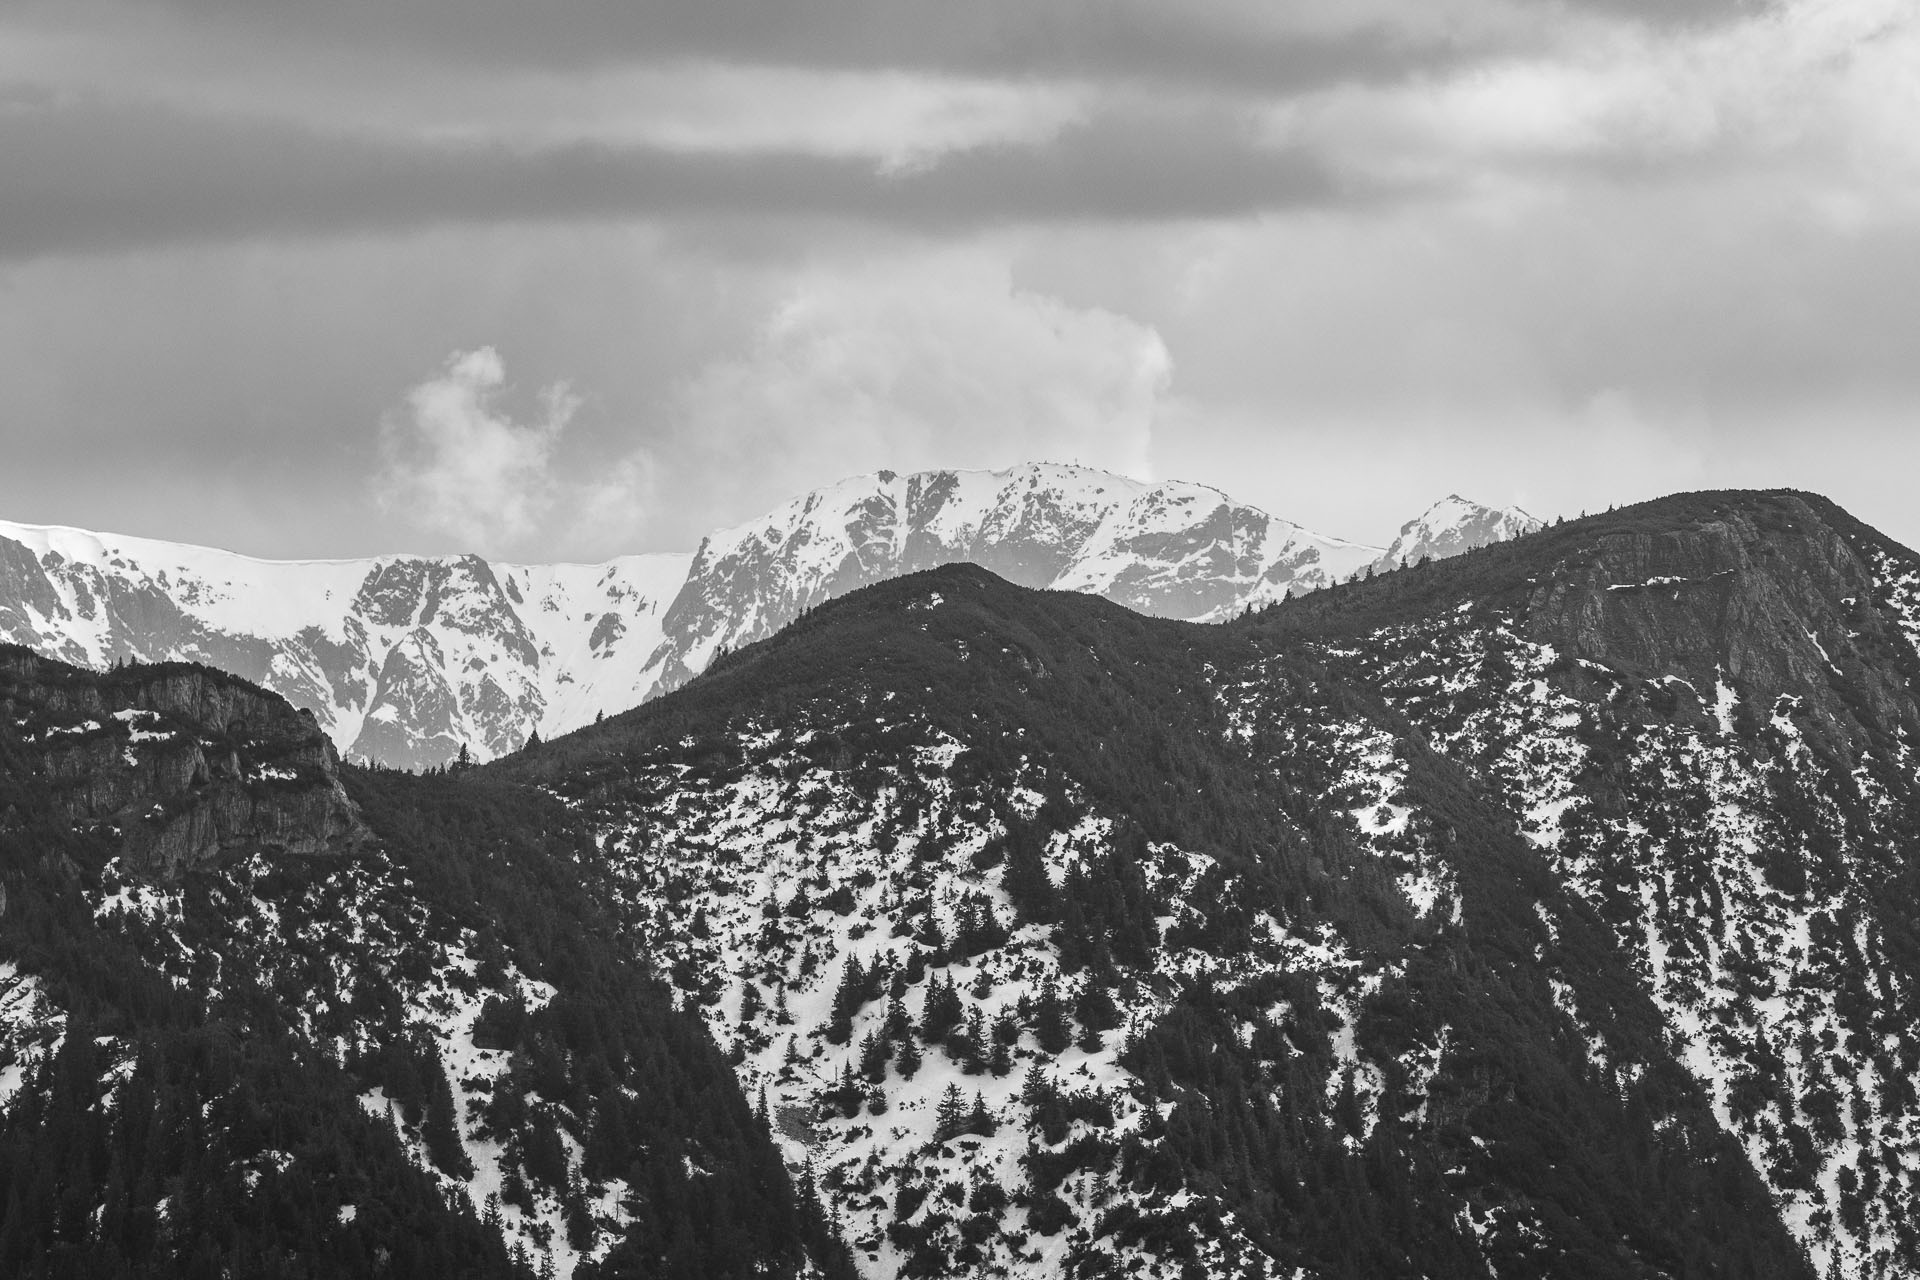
left=2, top=0, right=1917, bottom=561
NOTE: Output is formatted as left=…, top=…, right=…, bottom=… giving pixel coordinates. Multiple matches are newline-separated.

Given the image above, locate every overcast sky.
left=2, top=0, right=1916, bottom=560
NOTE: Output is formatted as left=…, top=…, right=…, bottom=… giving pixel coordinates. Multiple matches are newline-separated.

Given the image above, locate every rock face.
left=1520, top=497, right=1919, bottom=759
left=0, top=645, right=372, bottom=878
left=0, top=467, right=1540, bottom=768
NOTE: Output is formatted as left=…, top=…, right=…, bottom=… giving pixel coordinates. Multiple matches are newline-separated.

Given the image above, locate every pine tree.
left=884, top=993, right=913, bottom=1043
left=989, top=1010, right=1018, bottom=1076
left=965, top=1092, right=997, bottom=1137
left=421, top=1042, right=473, bottom=1179
left=1001, top=830, right=1055, bottom=924
left=896, top=1035, right=922, bottom=1079
left=1076, top=1020, right=1104, bottom=1054
left=958, top=1006, right=987, bottom=1074
left=859, top=1032, right=890, bottom=1083
left=934, top=1084, right=966, bottom=1143
left=1075, top=978, right=1122, bottom=1035
left=920, top=972, right=963, bottom=1044
left=1034, top=988, right=1073, bottom=1055
left=827, top=957, right=867, bottom=1044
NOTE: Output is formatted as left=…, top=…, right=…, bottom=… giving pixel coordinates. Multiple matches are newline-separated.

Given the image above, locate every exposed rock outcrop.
left=0, top=646, right=373, bottom=878
left=1521, top=495, right=1920, bottom=760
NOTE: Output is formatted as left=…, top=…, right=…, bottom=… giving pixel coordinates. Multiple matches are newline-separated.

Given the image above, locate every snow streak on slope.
left=0, top=962, right=65, bottom=1109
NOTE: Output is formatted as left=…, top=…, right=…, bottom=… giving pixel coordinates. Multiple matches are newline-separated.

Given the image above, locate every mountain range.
left=0, top=464, right=1539, bottom=770
left=8, top=483, right=1911, bottom=1278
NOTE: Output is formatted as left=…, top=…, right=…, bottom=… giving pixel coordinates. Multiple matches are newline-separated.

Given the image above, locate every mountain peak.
left=1, top=468, right=1549, bottom=769
left=1371, top=494, right=1544, bottom=572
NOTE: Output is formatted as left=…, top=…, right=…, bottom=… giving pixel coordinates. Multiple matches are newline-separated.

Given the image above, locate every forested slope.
left=0, top=646, right=847, bottom=1279
left=489, top=494, right=1895, bottom=1277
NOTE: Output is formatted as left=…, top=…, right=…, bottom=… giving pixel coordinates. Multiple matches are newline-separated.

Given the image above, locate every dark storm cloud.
left=0, top=100, right=1366, bottom=259
left=53, top=0, right=1508, bottom=94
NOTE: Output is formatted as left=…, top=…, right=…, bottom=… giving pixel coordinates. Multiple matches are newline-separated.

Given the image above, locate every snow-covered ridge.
left=0, top=468, right=1541, bottom=769
left=1370, top=494, right=1543, bottom=574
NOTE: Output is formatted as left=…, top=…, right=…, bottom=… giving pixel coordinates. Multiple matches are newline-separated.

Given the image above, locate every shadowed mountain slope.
left=0, top=645, right=851, bottom=1279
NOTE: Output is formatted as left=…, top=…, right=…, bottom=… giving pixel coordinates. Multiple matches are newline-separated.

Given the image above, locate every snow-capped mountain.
left=0, top=520, right=691, bottom=771
left=1369, top=494, right=1543, bottom=573
left=0, top=465, right=1533, bottom=768
left=644, top=464, right=1382, bottom=694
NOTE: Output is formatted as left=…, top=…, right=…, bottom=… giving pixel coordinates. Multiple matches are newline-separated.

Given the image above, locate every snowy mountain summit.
left=1371, top=495, right=1544, bottom=574
left=0, top=465, right=1539, bottom=768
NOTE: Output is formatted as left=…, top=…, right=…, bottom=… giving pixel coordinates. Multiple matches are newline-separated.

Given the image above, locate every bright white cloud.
left=1271, top=0, right=1920, bottom=218
left=670, top=252, right=1170, bottom=506
left=376, top=347, right=577, bottom=553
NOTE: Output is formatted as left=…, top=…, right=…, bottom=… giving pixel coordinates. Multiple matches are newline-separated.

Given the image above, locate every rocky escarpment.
left=0, top=645, right=372, bottom=878
left=1520, top=494, right=1920, bottom=760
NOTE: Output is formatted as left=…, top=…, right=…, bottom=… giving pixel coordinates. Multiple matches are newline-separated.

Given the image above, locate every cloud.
left=1285, top=0, right=1920, bottom=215
left=0, top=97, right=1364, bottom=260
left=670, top=252, right=1170, bottom=510
left=8, top=1, right=1907, bottom=261
left=376, top=347, right=578, bottom=553
left=28, top=0, right=1540, bottom=92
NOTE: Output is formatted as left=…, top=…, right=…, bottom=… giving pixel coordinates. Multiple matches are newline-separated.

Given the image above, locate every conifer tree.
left=1033, top=988, right=1074, bottom=1055
left=959, top=1006, right=988, bottom=1074
left=859, top=1031, right=889, bottom=1083
left=1001, top=830, right=1055, bottom=924
left=965, top=1092, right=997, bottom=1137
left=896, top=1035, right=922, bottom=1079
left=934, top=1084, right=966, bottom=1143
left=421, top=1044, right=474, bottom=1179
left=920, top=972, right=963, bottom=1044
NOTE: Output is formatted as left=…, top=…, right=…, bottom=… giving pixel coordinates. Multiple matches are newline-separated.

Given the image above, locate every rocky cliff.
left=0, top=645, right=371, bottom=877
left=1520, top=495, right=1920, bottom=759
